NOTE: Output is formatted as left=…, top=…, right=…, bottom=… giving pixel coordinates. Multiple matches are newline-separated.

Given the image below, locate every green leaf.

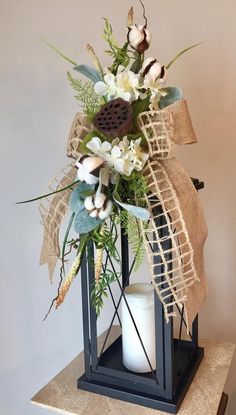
left=61, top=212, right=75, bottom=270
left=69, top=183, right=95, bottom=213
left=102, top=18, right=130, bottom=73
left=40, top=39, right=77, bottom=65
left=166, top=42, right=203, bottom=70
left=131, top=96, right=150, bottom=119
left=74, top=209, right=102, bottom=234
left=130, top=51, right=143, bottom=73
left=159, top=87, right=183, bottom=109
left=73, top=64, right=102, bottom=83
left=16, top=179, right=80, bottom=204
left=113, top=188, right=150, bottom=221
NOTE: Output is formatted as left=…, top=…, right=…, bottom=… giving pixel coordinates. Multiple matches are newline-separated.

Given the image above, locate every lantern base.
left=77, top=338, right=204, bottom=414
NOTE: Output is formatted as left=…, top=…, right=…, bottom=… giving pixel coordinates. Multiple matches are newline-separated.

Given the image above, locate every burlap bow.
left=40, top=101, right=207, bottom=328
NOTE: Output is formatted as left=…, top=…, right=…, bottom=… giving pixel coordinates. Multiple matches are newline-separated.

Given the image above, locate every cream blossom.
left=86, top=136, right=149, bottom=178
left=129, top=138, right=149, bottom=171
left=94, top=66, right=141, bottom=103
left=115, top=66, right=140, bottom=101
left=140, top=57, right=167, bottom=109
left=86, top=136, right=132, bottom=176
left=143, top=72, right=167, bottom=109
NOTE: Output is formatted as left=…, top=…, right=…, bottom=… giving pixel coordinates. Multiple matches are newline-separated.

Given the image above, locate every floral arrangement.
left=19, top=2, right=202, bottom=318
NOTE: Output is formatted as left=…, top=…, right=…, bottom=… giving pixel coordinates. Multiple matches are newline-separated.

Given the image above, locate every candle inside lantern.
left=121, top=283, right=156, bottom=373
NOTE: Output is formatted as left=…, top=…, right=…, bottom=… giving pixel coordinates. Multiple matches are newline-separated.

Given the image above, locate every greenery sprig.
left=67, top=72, right=101, bottom=114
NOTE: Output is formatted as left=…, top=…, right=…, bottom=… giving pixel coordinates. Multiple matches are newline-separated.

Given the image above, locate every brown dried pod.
left=93, top=98, right=133, bottom=138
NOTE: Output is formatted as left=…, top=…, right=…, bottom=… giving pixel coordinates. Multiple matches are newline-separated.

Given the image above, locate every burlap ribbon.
left=39, top=114, right=91, bottom=282
left=40, top=100, right=207, bottom=328
left=138, top=100, right=208, bottom=328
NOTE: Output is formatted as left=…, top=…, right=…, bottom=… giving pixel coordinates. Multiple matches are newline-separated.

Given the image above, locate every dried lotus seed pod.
left=93, top=98, right=133, bottom=138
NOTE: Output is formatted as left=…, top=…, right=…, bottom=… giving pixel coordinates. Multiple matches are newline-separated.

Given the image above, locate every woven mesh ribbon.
left=40, top=100, right=207, bottom=327
left=39, top=114, right=91, bottom=282
left=138, top=100, right=208, bottom=328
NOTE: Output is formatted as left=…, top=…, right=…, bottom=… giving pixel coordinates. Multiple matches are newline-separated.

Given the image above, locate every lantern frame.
left=78, top=178, right=204, bottom=414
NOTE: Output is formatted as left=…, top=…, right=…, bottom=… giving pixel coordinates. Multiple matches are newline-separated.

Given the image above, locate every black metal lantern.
left=78, top=178, right=204, bottom=414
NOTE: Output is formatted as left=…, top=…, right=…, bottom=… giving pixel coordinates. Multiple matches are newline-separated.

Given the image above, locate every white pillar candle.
left=121, top=283, right=156, bottom=373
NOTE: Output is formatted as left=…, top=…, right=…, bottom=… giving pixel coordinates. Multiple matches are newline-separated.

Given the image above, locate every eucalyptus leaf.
left=114, top=189, right=150, bottom=221
left=69, top=183, right=95, bottom=212
left=159, top=87, right=183, bottom=109
left=74, top=208, right=102, bottom=234
left=73, top=64, right=102, bottom=83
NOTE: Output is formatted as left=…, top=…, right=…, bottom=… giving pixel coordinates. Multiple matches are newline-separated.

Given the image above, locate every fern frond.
left=119, top=210, right=146, bottom=271
left=67, top=71, right=101, bottom=114
left=91, top=269, right=120, bottom=316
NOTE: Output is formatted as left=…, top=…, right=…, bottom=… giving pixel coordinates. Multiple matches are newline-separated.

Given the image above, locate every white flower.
left=129, top=138, right=149, bottom=171
left=115, top=66, right=140, bottom=102
left=86, top=135, right=149, bottom=178
left=94, top=73, right=117, bottom=101
left=94, top=66, right=141, bottom=103
left=86, top=136, right=112, bottom=155
left=140, top=58, right=167, bottom=110
left=86, top=136, right=119, bottom=170
left=127, top=24, right=151, bottom=53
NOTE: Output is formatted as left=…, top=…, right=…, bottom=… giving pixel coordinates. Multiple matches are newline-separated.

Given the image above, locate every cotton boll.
left=82, top=156, right=104, bottom=176
left=76, top=163, right=99, bottom=185
left=84, top=196, right=95, bottom=211
left=76, top=155, right=104, bottom=185
left=140, top=58, right=162, bottom=79
left=98, top=200, right=113, bottom=220
left=94, top=192, right=106, bottom=209
left=128, top=26, right=144, bottom=48
left=89, top=209, right=98, bottom=218
left=127, top=25, right=151, bottom=53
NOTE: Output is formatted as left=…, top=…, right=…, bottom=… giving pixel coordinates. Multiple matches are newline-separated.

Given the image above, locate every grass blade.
left=16, top=179, right=80, bottom=204
left=166, top=42, right=203, bottom=70
left=41, top=38, right=78, bottom=66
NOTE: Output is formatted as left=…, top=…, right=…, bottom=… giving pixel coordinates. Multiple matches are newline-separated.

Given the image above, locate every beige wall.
left=0, top=0, right=236, bottom=414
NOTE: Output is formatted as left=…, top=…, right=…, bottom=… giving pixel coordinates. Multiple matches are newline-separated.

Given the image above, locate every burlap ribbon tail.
left=138, top=100, right=208, bottom=329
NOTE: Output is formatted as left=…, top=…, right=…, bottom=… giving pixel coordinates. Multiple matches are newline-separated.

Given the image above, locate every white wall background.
left=1, top=0, right=236, bottom=414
